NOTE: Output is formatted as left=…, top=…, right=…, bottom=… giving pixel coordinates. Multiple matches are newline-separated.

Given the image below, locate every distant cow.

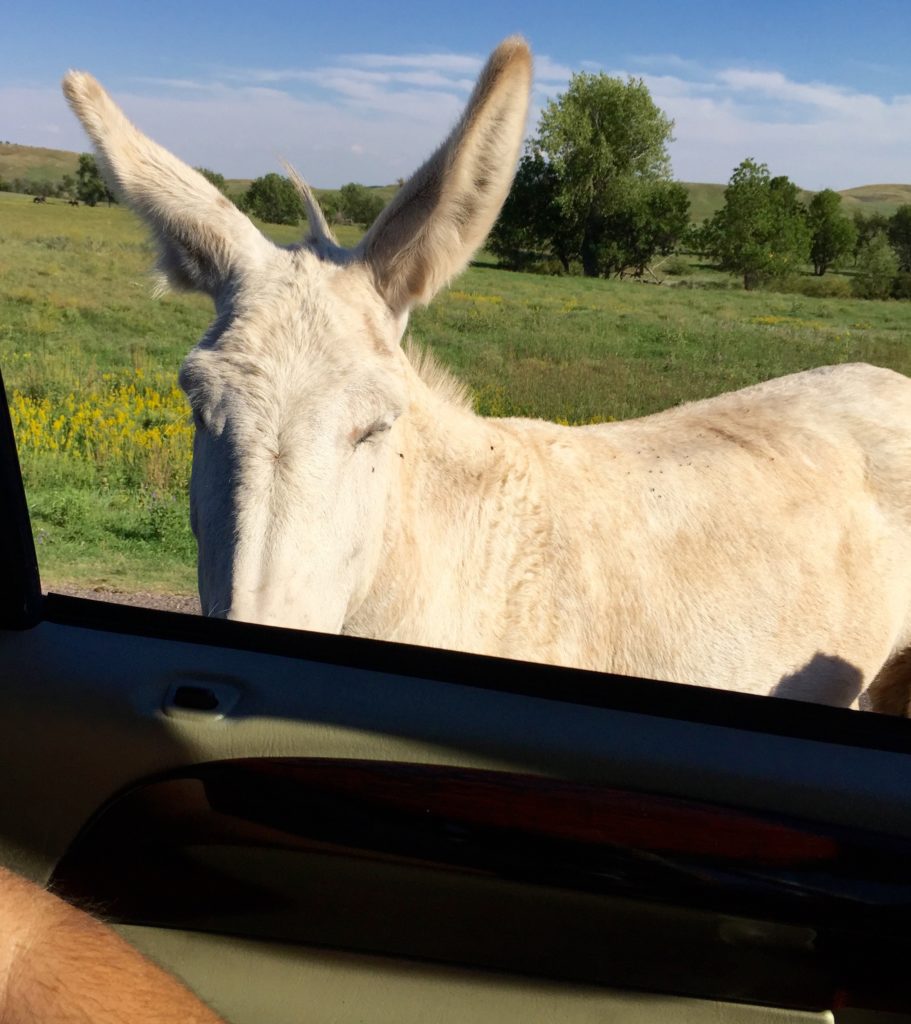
left=32, top=196, right=47, bottom=204
left=68, top=199, right=79, bottom=206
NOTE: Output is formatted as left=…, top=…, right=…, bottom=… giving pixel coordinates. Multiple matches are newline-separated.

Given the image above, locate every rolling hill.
left=686, top=180, right=911, bottom=222
left=837, top=184, right=911, bottom=216
left=4, top=141, right=911, bottom=221
left=0, top=142, right=79, bottom=185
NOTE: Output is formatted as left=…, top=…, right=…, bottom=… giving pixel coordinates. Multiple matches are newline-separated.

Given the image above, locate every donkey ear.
left=62, top=71, right=272, bottom=297
left=356, top=37, right=532, bottom=315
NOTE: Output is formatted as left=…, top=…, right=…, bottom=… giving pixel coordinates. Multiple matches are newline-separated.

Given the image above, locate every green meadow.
left=2, top=189, right=911, bottom=594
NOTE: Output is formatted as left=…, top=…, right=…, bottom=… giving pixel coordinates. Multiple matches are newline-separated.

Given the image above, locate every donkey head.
left=63, top=38, right=532, bottom=631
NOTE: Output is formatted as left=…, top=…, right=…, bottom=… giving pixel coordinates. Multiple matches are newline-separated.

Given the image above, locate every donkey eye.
left=355, top=421, right=391, bottom=447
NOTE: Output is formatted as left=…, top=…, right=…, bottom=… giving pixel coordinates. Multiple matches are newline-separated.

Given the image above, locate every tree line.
left=231, top=173, right=386, bottom=229
left=688, top=163, right=911, bottom=298
left=0, top=153, right=116, bottom=205
left=9, top=92, right=911, bottom=302
left=487, top=71, right=911, bottom=299
left=3, top=154, right=387, bottom=229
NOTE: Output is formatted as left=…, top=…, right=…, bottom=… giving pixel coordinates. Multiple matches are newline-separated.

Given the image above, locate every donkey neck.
left=346, top=358, right=551, bottom=654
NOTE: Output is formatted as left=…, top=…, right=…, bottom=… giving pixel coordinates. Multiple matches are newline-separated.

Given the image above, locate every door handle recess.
left=162, top=679, right=241, bottom=721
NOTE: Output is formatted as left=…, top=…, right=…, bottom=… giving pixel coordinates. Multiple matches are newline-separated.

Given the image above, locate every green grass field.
left=3, top=189, right=911, bottom=595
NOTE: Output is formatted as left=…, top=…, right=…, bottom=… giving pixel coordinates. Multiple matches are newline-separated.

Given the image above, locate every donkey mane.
left=403, top=338, right=472, bottom=412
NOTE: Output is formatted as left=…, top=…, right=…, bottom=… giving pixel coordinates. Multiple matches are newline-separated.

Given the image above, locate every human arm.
left=0, top=866, right=226, bottom=1024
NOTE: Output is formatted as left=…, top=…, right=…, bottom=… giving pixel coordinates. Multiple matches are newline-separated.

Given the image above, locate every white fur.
left=63, top=39, right=911, bottom=713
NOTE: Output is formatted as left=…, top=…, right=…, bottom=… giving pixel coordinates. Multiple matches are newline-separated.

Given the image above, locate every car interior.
left=2, top=365, right=911, bottom=1022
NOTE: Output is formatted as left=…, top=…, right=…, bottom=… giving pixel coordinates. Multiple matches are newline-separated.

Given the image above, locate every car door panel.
left=117, top=927, right=835, bottom=1024
left=6, top=600, right=911, bottom=880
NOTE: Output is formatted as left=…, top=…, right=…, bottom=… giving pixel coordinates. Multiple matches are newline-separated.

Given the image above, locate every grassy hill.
left=0, top=143, right=80, bottom=186
left=682, top=181, right=911, bottom=223
left=6, top=141, right=911, bottom=223
left=837, top=184, right=911, bottom=215
left=682, top=183, right=727, bottom=223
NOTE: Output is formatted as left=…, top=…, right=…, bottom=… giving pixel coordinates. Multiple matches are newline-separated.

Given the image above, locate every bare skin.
left=0, top=868, right=224, bottom=1024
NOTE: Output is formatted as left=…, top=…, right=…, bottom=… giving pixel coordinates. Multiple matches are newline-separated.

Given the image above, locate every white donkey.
left=64, top=38, right=911, bottom=713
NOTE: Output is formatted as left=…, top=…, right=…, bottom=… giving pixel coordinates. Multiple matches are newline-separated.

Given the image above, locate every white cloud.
left=132, top=77, right=223, bottom=92
left=342, top=52, right=484, bottom=74
left=222, top=66, right=476, bottom=92
left=716, top=68, right=881, bottom=117
left=628, top=54, right=708, bottom=75
left=0, top=87, right=76, bottom=150
left=534, top=55, right=574, bottom=82
left=2, top=50, right=908, bottom=191
left=585, top=56, right=911, bottom=189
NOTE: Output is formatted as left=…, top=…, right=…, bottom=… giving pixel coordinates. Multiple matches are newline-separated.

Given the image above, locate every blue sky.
left=2, top=0, right=910, bottom=189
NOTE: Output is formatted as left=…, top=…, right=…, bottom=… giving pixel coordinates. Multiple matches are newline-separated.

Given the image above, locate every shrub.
left=337, top=183, right=384, bottom=227
left=660, top=255, right=691, bottom=277
left=891, top=271, right=911, bottom=300
left=529, top=258, right=573, bottom=276
left=852, top=233, right=899, bottom=300
left=241, top=173, right=302, bottom=225
left=804, top=275, right=853, bottom=298
left=767, top=273, right=853, bottom=299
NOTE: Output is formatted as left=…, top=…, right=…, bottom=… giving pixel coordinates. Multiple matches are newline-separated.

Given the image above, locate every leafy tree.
left=595, top=179, right=690, bottom=278
left=337, top=182, right=385, bottom=227
left=707, top=159, right=810, bottom=289
left=535, top=72, right=675, bottom=277
left=892, top=271, right=911, bottom=300
left=59, top=173, right=76, bottom=199
left=488, top=148, right=578, bottom=271
left=76, top=153, right=115, bottom=206
left=887, top=204, right=911, bottom=272
left=317, top=190, right=342, bottom=223
left=683, top=219, right=718, bottom=258
left=195, top=167, right=228, bottom=194
left=806, top=189, right=856, bottom=276
left=852, top=210, right=889, bottom=262
left=241, top=173, right=302, bottom=225
left=852, top=231, right=898, bottom=299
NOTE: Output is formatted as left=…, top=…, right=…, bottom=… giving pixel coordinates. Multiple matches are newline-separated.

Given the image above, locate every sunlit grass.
left=3, top=190, right=911, bottom=591
left=9, top=369, right=192, bottom=491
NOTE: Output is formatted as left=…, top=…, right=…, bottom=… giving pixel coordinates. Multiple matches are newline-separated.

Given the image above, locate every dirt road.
left=46, top=583, right=200, bottom=615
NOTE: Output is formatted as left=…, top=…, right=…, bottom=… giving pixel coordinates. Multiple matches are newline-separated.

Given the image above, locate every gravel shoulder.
left=46, top=582, right=200, bottom=615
